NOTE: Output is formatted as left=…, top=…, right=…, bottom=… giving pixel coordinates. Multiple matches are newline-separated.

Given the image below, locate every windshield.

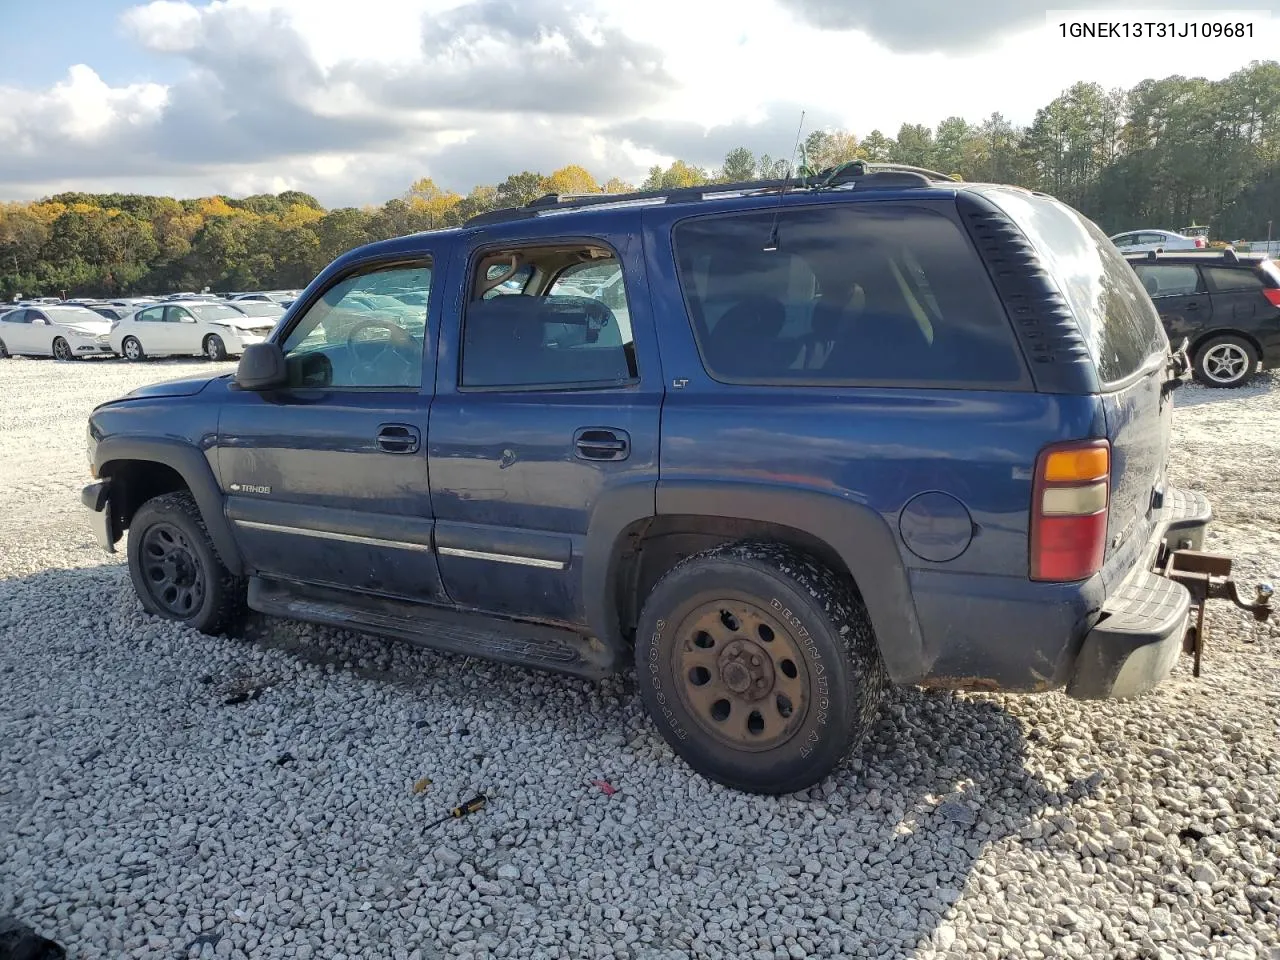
left=232, top=301, right=284, bottom=318
left=47, top=307, right=109, bottom=325
left=187, top=303, right=247, bottom=322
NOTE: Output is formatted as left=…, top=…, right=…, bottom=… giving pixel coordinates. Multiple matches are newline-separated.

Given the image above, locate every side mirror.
left=235, top=342, right=287, bottom=390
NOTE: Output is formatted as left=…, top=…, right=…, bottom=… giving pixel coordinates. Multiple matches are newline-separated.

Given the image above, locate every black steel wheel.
left=126, top=491, right=246, bottom=634
left=635, top=541, right=886, bottom=795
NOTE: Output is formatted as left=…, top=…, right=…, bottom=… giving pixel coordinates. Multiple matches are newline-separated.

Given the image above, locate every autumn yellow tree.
left=544, top=164, right=600, bottom=195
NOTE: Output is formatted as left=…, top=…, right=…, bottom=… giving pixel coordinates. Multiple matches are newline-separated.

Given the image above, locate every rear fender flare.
left=585, top=480, right=926, bottom=683
left=95, top=436, right=244, bottom=575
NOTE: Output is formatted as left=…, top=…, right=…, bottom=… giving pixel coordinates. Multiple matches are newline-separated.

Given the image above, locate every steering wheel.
left=345, top=317, right=415, bottom=381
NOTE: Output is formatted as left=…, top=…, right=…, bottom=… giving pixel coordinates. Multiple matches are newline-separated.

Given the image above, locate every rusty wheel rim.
left=672, top=599, right=810, bottom=752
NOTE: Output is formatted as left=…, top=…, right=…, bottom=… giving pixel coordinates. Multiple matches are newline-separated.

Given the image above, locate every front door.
left=428, top=230, right=662, bottom=627
left=218, top=256, right=448, bottom=603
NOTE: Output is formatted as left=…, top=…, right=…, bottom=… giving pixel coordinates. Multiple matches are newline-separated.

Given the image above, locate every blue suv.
left=81, top=163, right=1267, bottom=794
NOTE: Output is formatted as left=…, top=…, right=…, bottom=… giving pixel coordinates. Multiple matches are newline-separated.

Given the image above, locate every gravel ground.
left=1, top=356, right=1279, bottom=960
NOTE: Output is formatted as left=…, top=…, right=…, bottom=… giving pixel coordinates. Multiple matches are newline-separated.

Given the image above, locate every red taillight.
left=1263, top=288, right=1280, bottom=308
left=1030, top=440, right=1110, bottom=582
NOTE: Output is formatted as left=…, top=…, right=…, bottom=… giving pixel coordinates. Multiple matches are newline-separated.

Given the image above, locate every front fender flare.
left=95, top=436, right=244, bottom=576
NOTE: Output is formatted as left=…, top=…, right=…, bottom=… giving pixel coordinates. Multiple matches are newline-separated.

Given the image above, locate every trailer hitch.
left=1162, top=550, right=1273, bottom=677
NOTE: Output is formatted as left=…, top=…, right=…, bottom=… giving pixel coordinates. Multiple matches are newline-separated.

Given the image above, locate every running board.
left=247, top=577, right=620, bottom=681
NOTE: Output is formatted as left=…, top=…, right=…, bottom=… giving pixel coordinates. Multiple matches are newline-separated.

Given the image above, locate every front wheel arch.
left=96, top=439, right=245, bottom=575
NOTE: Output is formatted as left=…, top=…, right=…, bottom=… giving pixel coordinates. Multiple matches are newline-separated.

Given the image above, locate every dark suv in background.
left=81, top=164, right=1267, bottom=795
left=1127, top=249, right=1280, bottom=388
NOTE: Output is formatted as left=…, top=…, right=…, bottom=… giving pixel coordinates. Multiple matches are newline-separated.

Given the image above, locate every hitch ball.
left=1258, top=582, right=1274, bottom=604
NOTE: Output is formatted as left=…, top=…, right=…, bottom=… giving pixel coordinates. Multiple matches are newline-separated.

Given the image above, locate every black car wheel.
left=52, top=337, right=73, bottom=361
left=0, top=337, right=8, bottom=359
left=1194, top=334, right=1258, bottom=388
left=635, top=541, right=886, bottom=795
left=127, top=492, right=246, bottom=635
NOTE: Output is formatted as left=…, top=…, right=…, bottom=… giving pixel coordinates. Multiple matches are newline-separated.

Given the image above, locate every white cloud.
left=0, top=0, right=1277, bottom=205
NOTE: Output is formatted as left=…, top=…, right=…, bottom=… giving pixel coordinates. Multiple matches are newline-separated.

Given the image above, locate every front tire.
left=0, top=337, right=8, bottom=359
left=1194, top=334, right=1258, bottom=388
left=127, top=491, right=246, bottom=635
left=52, top=337, right=73, bottom=361
left=635, top=541, right=886, bottom=795
left=204, top=334, right=227, bottom=361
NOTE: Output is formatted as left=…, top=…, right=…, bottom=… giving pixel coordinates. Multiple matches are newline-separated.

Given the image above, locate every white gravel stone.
left=1, top=360, right=1279, bottom=959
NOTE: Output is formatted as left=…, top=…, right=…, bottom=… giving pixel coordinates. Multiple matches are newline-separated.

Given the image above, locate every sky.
left=0, top=0, right=1278, bottom=207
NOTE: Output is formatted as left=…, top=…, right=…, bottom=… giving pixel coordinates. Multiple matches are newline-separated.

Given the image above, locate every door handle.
left=1187, top=302, right=1199, bottom=310
left=376, top=423, right=420, bottom=454
left=574, top=427, right=630, bottom=461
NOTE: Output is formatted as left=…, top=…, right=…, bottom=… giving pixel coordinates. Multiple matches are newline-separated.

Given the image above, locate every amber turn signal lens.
left=1043, top=446, right=1109, bottom=483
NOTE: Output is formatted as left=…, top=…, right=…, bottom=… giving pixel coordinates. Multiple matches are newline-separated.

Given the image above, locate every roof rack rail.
left=463, top=163, right=954, bottom=228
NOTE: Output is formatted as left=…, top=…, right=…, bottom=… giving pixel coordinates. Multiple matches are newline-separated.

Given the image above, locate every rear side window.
left=987, top=191, right=1166, bottom=385
left=671, top=203, right=1027, bottom=387
left=1204, top=266, right=1264, bottom=292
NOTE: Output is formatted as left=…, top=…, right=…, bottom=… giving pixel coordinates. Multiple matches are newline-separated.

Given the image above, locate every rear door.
left=1203, top=264, right=1268, bottom=324
left=1, top=309, right=32, bottom=352
left=1132, top=262, right=1212, bottom=345
left=990, top=192, right=1171, bottom=575
left=427, top=226, right=662, bottom=627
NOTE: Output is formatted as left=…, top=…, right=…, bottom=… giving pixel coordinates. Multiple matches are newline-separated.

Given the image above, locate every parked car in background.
left=0, top=305, right=114, bottom=359
left=1127, top=249, right=1280, bottom=387
left=1110, top=229, right=1205, bottom=253
left=84, top=303, right=133, bottom=322
left=109, top=300, right=279, bottom=362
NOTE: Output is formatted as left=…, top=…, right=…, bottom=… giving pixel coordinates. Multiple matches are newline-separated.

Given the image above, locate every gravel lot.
left=2, top=356, right=1278, bottom=960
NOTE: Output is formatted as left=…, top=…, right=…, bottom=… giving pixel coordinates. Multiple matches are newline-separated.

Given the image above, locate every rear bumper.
left=1065, top=486, right=1211, bottom=699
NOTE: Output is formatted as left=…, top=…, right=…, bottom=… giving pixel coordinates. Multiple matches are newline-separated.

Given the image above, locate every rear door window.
left=985, top=190, right=1166, bottom=386
left=670, top=202, right=1028, bottom=387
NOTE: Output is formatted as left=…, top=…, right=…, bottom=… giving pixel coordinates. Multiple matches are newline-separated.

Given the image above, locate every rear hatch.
left=988, top=191, right=1175, bottom=571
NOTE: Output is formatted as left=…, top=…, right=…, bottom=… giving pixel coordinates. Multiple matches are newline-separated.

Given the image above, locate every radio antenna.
left=763, top=109, right=806, bottom=252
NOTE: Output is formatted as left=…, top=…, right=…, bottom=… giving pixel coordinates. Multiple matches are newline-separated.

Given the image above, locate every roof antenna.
left=763, top=109, right=805, bottom=253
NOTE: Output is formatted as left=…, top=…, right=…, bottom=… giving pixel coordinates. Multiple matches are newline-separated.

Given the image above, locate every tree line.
left=3, top=61, right=1279, bottom=299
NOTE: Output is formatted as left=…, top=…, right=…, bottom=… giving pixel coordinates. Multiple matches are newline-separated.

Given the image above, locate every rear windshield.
left=670, top=202, right=1027, bottom=387
left=985, top=190, right=1166, bottom=386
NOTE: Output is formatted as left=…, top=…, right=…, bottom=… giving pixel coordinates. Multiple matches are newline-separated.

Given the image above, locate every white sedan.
left=1109, top=229, right=1205, bottom=254
left=0, top=304, right=114, bottom=360
left=110, top=300, right=280, bottom=362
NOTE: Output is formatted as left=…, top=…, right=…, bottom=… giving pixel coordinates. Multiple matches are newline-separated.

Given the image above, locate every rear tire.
left=204, top=334, right=227, bottom=361
left=1194, top=334, right=1258, bottom=388
left=0, top=338, right=8, bottom=359
left=52, top=337, right=73, bottom=361
left=122, top=336, right=145, bottom=362
left=127, top=491, right=247, bottom=635
left=635, top=541, right=886, bottom=795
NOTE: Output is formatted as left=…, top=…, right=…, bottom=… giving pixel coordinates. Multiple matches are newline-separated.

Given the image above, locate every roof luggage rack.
left=463, top=162, right=958, bottom=227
